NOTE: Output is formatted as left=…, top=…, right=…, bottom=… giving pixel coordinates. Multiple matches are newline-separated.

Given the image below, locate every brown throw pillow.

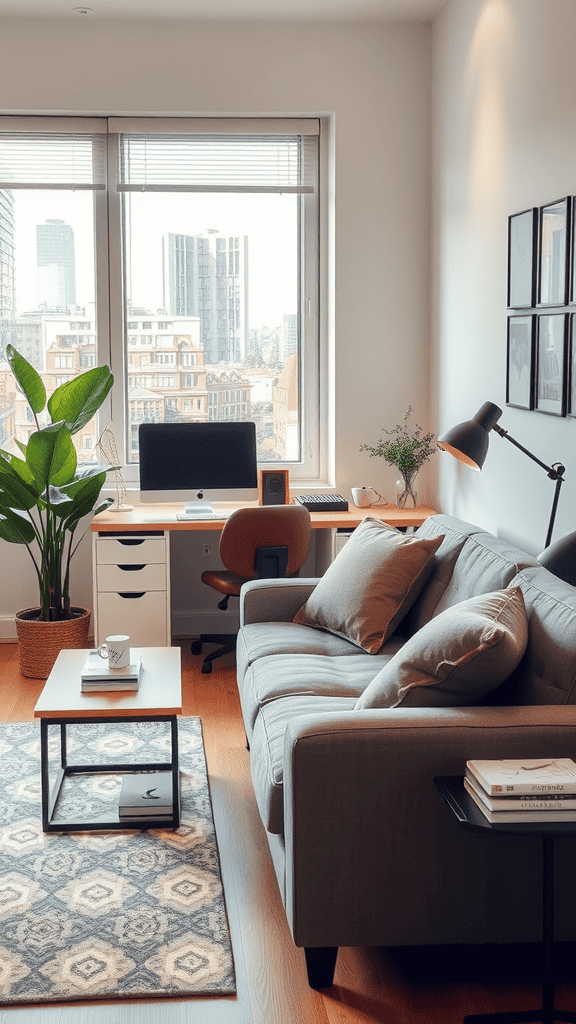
left=355, top=586, right=528, bottom=709
left=293, top=517, right=444, bottom=653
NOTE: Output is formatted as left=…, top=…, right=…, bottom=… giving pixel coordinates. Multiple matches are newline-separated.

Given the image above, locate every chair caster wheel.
left=201, top=661, right=212, bottom=674
left=191, top=640, right=203, bottom=655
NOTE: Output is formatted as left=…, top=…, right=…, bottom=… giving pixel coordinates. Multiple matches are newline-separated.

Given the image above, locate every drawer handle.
left=117, top=538, right=146, bottom=546
left=118, top=564, right=146, bottom=572
left=118, top=592, right=145, bottom=599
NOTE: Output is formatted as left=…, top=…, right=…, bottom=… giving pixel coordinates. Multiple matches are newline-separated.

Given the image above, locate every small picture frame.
left=508, top=208, right=537, bottom=308
left=506, top=315, right=534, bottom=410
left=568, top=313, right=576, bottom=416
left=538, top=197, right=570, bottom=306
left=535, top=313, right=567, bottom=416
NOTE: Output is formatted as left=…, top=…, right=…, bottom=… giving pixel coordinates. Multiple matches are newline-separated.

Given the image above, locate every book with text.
left=466, top=758, right=576, bottom=796
left=464, top=778, right=576, bottom=822
left=81, top=652, right=142, bottom=684
left=465, top=771, right=576, bottom=811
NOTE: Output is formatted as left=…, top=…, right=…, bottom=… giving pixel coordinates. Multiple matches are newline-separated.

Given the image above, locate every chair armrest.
left=239, top=577, right=320, bottom=625
left=281, top=704, right=576, bottom=949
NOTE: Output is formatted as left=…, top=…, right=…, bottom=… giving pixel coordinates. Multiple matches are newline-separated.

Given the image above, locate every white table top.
left=34, top=647, right=182, bottom=719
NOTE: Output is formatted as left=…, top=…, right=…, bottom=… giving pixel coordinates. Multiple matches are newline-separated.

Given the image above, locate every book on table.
left=80, top=652, right=142, bottom=690
left=464, top=775, right=576, bottom=823
left=118, top=772, right=173, bottom=817
left=465, top=758, right=576, bottom=796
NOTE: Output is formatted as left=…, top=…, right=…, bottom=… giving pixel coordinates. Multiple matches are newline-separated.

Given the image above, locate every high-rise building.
left=163, top=231, right=248, bottom=364
left=37, top=219, right=76, bottom=310
left=0, top=189, right=16, bottom=359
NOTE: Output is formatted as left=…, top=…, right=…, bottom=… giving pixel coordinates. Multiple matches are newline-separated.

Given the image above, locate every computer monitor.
left=138, top=421, right=258, bottom=514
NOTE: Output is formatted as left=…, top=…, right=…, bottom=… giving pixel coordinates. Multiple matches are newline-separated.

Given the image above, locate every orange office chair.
left=191, top=503, right=312, bottom=674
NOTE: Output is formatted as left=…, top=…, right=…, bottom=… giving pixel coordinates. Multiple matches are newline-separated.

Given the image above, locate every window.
left=0, top=116, right=322, bottom=480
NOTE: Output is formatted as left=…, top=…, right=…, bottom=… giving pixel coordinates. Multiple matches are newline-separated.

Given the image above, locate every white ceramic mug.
left=351, top=487, right=382, bottom=508
left=98, top=634, right=130, bottom=669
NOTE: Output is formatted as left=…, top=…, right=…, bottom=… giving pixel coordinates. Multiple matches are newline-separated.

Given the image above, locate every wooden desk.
left=91, top=501, right=436, bottom=533
left=90, top=502, right=437, bottom=647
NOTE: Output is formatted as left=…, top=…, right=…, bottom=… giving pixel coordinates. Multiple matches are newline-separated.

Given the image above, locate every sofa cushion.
left=355, top=586, right=528, bottom=710
left=250, top=694, right=358, bottom=834
left=502, top=566, right=576, bottom=705
left=405, top=515, right=538, bottom=633
left=293, top=517, right=444, bottom=654
left=238, top=642, right=404, bottom=736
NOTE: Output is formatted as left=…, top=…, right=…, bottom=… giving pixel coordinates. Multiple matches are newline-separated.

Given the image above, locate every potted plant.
left=0, top=345, right=116, bottom=677
left=360, top=407, right=437, bottom=508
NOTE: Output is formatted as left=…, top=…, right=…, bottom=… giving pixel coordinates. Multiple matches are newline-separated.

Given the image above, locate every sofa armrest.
left=282, top=704, right=576, bottom=949
left=239, top=577, right=320, bottom=626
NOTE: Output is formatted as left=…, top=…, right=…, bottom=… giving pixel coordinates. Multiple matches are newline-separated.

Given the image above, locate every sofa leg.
left=304, top=946, right=338, bottom=989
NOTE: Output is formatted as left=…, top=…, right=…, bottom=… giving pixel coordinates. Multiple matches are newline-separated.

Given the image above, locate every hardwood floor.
left=2, top=640, right=576, bottom=1023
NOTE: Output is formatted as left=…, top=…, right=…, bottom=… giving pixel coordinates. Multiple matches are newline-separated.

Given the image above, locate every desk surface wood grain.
left=91, top=501, right=438, bottom=533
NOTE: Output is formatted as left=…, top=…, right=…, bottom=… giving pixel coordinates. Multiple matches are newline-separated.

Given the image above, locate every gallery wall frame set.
left=507, top=196, right=576, bottom=417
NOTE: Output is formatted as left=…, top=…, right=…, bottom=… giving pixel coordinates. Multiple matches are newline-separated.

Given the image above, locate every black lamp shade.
left=538, top=531, right=576, bottom=586
left=438, top=402, right=503, bottom=471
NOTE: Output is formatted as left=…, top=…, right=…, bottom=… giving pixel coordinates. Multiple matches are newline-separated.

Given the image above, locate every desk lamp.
left=437, top=402, right=575, bottom=582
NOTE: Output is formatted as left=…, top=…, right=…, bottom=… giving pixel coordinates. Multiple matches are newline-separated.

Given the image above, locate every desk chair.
left=191, top=504, right=312, bottom=674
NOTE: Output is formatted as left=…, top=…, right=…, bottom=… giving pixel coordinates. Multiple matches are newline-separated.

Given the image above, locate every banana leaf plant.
left=0, top=345, right=116, bottom=621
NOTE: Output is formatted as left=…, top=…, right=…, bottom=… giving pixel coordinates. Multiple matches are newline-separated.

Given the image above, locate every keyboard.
left=294, top=494, right=349, bottom=512
left=176, top=511, right=224, bottom=521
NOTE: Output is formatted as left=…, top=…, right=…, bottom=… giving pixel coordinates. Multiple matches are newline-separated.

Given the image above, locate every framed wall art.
left=568, top=313, right=576, bottom=416
left=535, top=312, right=567, bottom=416
left=506, top=315, right=534, bottom=410
left=507, top=208, right=537, bottom=308
left=538, top=197, right=570, bottom=306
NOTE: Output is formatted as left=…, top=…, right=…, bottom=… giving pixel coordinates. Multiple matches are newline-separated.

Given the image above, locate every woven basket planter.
left=15, top=607, right=91, bottom=679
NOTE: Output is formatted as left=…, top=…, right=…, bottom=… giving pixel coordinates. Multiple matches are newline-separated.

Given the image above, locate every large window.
left=0, top=116, right=322, bottom=481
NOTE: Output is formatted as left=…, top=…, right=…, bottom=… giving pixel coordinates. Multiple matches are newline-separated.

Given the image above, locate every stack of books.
left=465, top=758, right=576, bottom=822
left=118, top=772, right=173, bottom=819
left=80, top=651, right=142, bottom=692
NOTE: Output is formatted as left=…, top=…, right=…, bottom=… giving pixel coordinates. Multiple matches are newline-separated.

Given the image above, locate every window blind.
left=0, top=133, right=107, bottom=189
left=117, top=133, right=318, bottom=193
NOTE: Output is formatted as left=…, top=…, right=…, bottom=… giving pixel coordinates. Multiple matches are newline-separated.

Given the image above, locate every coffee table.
left=34, top=646, right=182, bottom=833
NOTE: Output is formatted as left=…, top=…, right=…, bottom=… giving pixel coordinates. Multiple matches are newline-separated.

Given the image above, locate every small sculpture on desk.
left=96, top=423, right=133, bottom=512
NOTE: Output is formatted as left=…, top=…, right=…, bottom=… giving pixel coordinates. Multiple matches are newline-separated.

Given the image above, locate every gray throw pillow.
left=293, top=516, right=444, bottom=654
left=355, top=586, right=528, bottom=708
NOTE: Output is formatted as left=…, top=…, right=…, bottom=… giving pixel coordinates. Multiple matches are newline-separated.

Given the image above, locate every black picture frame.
left=538, top=197, right=570, bottom=306
left=568, top=313, right=576, bottom=417
left=570, top=199, right=576, bottom=305
left=535, top=313, right=567, bottom=416
left=508, top=208, right=537, bottom=308
left=506, top=315, right=534, bottom=410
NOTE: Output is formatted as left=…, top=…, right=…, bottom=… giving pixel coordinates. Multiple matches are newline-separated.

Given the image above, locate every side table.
left=34, top=647, right=182, bottom=832
left=435, top=775, right=576, bottom=1024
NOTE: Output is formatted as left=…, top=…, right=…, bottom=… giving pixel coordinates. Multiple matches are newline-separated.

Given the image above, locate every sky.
left=12, top=189, right=297, bottom=329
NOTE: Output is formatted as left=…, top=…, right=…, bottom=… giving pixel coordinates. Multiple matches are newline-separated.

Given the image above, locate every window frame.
left=0, top=114, right=329, bottom=487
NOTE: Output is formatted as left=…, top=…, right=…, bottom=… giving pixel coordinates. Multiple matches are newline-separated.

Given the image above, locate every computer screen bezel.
left=138, top=420, right=259, bottom=511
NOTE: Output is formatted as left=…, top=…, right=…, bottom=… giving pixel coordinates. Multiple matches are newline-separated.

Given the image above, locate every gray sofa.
left=236, top=514, right=576, bottom=988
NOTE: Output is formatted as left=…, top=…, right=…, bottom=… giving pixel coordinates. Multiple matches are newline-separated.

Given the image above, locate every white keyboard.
left=176, top=511, right=223, bottom=521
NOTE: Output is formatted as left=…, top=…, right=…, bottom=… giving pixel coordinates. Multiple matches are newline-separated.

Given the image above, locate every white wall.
left=0, top=15, right=432, bottom=637
left=432, top=0, right=576, bottom=554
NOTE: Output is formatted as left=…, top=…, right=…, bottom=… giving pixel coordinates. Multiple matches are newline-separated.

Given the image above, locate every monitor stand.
left=183, top=500, right=214, bottom=515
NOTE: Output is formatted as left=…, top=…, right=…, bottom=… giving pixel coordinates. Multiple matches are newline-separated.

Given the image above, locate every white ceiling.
left=0, top=0, right=448, bottom=20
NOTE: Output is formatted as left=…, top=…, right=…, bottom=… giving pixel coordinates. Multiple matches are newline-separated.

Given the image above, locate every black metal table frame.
left=40, top=713, right=180, bottom=832
left=435, top=775, right=576, bottom=1024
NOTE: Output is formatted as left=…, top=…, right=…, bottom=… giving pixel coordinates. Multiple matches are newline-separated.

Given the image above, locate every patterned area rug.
left=0, top=717, right=236, bottom=1005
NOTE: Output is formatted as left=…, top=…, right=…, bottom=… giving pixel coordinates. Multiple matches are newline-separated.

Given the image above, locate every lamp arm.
left=493, top=425, right=565, bottom=481
left=493, top=425, right=565, bottom=548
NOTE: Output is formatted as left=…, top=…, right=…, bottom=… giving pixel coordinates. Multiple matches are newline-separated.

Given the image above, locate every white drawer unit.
left=92, top=531, right=171, bottom=647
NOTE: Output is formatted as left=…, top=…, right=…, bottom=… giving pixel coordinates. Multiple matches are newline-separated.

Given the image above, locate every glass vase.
left=396, top=471, right=418, bottom=509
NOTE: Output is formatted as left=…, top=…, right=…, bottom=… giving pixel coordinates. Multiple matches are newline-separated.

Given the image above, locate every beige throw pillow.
left=293, top=517, right=444, bottom=654
left=355, top=586, right=528, bottom=709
